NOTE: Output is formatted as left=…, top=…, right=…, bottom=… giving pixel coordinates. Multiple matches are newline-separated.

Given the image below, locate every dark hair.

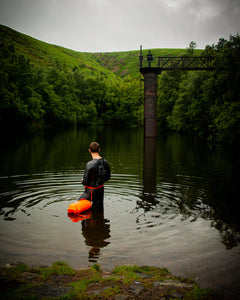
left=89, top=142, right=100, bottom=153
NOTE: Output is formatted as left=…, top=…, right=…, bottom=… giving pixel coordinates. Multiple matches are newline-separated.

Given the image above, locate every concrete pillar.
left=141, top=69, right=160, bottom=138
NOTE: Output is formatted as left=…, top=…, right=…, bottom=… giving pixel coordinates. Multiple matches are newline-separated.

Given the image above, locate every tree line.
left=0, top=34, right=239, bottom=147
left=157, top=35, right=240, bottom=147
left=0, top=43, right=141, bottom=129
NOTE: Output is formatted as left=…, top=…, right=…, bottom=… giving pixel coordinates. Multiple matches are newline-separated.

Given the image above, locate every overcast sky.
left=0, top=0, right=239, bottom=52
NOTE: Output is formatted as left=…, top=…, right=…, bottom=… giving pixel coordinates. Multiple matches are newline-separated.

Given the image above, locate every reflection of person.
left=79, top=142, right=111, bottom=210
left=81, top=209, right=111, bottom=262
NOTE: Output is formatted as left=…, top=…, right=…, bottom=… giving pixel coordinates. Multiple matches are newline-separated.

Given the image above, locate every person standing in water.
left=79, top=142, right=111, bottom=209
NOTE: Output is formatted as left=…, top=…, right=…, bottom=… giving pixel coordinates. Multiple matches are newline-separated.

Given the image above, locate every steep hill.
left=0, top=24, right=193, bottom=78
left=0, top=25, right=116, bottom=79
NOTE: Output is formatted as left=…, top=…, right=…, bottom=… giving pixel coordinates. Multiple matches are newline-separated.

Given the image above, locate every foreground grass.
left=0, top=262, right=219, bottom=299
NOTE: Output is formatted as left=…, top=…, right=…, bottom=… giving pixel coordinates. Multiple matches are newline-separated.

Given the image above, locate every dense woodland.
left=158, top=35, right=240, bottom=147
left=0, top=25, right=239, bottom=147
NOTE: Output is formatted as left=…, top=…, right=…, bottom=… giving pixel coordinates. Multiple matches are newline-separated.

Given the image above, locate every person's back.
left=79, top=142, right=111, bottom=209
left=82, top=158, right=111, bottom=187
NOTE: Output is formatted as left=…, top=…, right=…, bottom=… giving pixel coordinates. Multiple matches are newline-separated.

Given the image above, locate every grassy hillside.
left=0, top=24, right=195, bottom=78
left=0, top=25, right=116, bottom=79
left=1, top=24, right=239, bottom=148
left=92, top=48, right=203, bottom=77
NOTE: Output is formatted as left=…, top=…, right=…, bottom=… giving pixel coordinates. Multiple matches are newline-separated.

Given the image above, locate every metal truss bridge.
left=139, top=48, right=214, bottom=72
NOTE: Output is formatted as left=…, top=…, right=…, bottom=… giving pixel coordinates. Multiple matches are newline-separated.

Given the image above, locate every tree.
left=187, top=41, right=197, bottom=55
left=157, top=70, right=182, bottom=129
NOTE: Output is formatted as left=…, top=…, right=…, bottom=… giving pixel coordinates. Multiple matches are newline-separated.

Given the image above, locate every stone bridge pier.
left=139, top=46, right=213, bottom=138
left=140, top=68, right=161, bottom=138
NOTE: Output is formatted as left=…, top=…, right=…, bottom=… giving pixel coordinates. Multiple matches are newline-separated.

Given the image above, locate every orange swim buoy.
left=68, top=210, right=92, bottom=222
left=67, top=199, right=92, bottom=214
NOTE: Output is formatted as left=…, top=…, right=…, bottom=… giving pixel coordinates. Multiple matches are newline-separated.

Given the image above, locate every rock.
left=114, top=294, right=129, bottom=300
left=130, top=281, right=145, bottom=295
left=27, top=284, right=72, bottom=297
left=22, top=272, right=40, bottom=281
left=135, top=272, right=152, bottom=278
left=170, top=291, right=185, bottom=298
left=101, top=271, right=112, bottom=278
left=153, top=280, right=192, bottom=288
left=50, top=274, right=73, bottom=284
left=86, top=284, right=111, bottom=296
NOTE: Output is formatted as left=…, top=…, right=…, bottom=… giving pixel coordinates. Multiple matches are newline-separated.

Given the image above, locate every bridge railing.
left=139, top=49, right=214, bottom=71
left=156, top=56, right=213, bottom=70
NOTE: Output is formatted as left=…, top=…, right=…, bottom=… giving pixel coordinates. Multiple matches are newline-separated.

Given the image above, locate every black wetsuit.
left=79, top=158, right=111, bottom=209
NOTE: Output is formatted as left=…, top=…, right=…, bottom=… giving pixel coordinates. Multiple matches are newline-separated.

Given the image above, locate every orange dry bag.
left=68, top=210, right=92, bottom=222
left=67, top=199, right=92, bottom=214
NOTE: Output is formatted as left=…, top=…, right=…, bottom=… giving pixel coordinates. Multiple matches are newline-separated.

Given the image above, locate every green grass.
left=113, top=265, right=142, bottom=284
left=100, top=285, right=122, bottom=298
left=0, top=263, right=30, bottom=279
left=68, top=279, right=89, bottom=299
left=185, top=286, right=219, bottom=299
left=0, top=262, right=219, bottom=299
left=113, top=265, right=171, bottom=285
left=37, top=261, right=75, bottom=280
left=91, top=263, right=101, bottom=272
left=0, top=24, right=202, bottom=80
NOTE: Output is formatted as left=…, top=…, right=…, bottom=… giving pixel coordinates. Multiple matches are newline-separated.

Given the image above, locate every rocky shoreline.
left=0, top=262, right=222, bottom=299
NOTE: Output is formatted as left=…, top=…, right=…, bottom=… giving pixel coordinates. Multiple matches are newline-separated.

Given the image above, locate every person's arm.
left=81, top=162, right=91, bottom=186
left=104, top=160, right=111, bottom=182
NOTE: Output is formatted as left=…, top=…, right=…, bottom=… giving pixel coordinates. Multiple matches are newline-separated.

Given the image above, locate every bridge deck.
left=139, top=49, right=214, bottom=72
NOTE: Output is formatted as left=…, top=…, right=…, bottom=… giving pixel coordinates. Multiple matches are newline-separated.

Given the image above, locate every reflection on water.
left=0, top=127, right=240, bottom=294
left=68, top=207, right=111, bottom=263
left=141, top=137, right=158, bottom=208
left=82, top=209, right=111, bottom=262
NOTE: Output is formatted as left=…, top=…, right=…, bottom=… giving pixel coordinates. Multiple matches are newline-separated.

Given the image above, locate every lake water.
left=0, top=127, right=240, bottom=296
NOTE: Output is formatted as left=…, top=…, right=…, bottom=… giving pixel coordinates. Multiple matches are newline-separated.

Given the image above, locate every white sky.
left=0, top=0, right=239, bottom=52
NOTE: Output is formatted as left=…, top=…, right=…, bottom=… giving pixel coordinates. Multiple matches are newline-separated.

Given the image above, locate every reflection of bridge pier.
left=143, top=137, right=157, bottom=195
left=140, top=137, right=158, bottom=209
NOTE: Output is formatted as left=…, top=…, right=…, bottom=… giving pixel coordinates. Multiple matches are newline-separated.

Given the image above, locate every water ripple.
left=0, top=170, right=239, bottom=269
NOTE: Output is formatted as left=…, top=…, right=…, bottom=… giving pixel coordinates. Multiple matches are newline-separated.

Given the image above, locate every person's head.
left=89, top=142, right=100, bottom=153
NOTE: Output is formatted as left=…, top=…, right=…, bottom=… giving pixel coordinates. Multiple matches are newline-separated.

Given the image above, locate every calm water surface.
left=0, top=127, right=240, bottom=295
